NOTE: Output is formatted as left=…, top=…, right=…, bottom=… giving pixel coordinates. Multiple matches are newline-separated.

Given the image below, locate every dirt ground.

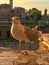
left=0, top=34, right=49, bottom=65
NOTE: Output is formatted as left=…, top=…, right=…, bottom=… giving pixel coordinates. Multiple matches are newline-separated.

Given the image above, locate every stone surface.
left=0, top=34, right=49, bottom=65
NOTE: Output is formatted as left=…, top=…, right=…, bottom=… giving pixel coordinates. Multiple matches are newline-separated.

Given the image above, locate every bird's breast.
left=11, top=24, right=31, bottom=42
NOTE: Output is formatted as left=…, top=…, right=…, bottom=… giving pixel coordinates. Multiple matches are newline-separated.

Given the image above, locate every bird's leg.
left=19, top=41, right=22, bottom=51
left=23, top=42, right=28, bottom=55
left=26, top=42, right=28, bottom=50
left=16, top=41, right=21, bottom=53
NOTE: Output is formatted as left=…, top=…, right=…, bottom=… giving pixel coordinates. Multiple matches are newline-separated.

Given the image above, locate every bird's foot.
left=21, top=50, right=28, bottom=55
left=14, top=49, right=21, bottom=53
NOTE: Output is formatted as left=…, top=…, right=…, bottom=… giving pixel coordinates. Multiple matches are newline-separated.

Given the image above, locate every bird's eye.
left=16, top=18, right=18, bottom=20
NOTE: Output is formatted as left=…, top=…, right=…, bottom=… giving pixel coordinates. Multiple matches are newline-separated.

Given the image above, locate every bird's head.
left=12, top=17, right=20, bottom=24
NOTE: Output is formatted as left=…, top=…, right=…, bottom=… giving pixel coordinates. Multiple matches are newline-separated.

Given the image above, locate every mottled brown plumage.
left=11, top=17, right=40, bottom=43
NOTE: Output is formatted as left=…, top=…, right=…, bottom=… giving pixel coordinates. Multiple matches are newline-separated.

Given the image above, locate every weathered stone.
left=14, top=59, right=29, bottom=65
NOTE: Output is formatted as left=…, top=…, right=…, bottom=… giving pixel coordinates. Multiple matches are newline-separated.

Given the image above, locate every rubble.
left=0, top=34, right=49, bottom=65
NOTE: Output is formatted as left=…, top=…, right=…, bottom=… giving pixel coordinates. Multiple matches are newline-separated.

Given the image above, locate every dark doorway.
left=7, top=31, right=10, bottom=39
left=0, top=31, right=1, bottom=37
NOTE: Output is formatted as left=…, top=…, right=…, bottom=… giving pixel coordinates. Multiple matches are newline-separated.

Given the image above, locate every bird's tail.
left=32, top=25, right=38, bottom=30
left=34, top=25, right=38, bottom=29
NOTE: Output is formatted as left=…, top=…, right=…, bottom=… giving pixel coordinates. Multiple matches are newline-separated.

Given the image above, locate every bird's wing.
left=24, top=26, right=40, bottom=41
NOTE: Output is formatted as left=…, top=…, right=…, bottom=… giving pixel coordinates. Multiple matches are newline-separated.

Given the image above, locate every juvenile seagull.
left=11, top=17, right=40, bottom=50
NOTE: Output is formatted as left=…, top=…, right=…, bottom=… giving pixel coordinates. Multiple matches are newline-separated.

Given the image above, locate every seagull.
left=11, top=17, right=41, bottom=50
